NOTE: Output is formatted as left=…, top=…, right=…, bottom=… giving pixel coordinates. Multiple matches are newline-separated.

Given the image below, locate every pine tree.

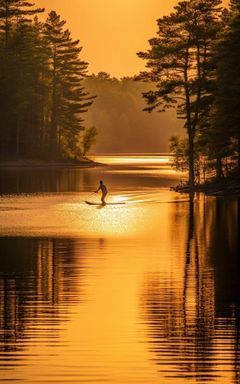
left=0, top=0, right=44, bottom=49
left=0, top=1, right=44, bottom=158
left=28, top=17, right=51, bottom=157
left=137, top=0, right=222, bottom=188
left=44, top=11, right=94, bottom=159
left=0, top=5, right=95, bottom=161
left=211, top=0, right=240, bottom=167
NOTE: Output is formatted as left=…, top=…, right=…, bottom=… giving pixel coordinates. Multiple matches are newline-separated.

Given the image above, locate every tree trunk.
left=50, top=50, right=57, bottom=159
left=50, top=103, right=57, bottom=159
left=184, top=44, right=195, bottom=191
left=238, top=136, right=240, bottom=168
left=188, top=131, right=195, bottom=190
left=216, top=156, right=224, bottom=180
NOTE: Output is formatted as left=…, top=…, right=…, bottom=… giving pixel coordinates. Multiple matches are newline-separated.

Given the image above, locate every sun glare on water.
left=93, top=155, right=171, bottom=165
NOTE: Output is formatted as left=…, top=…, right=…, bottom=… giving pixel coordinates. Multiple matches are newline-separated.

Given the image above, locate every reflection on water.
left=0, top=156, right=239, bottom=383
left=0, top=238, right=83, bottom=352
left=93, top=155, right=171, bottom=165
left=140, top=197, right=239, bottom=384
left=0, top=190, right=189, bottom=238
left=0, top=155, right=178, bottom=194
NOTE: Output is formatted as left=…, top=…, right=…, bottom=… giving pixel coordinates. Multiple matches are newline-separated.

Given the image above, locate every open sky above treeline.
left=34, top=0, right=229, bottom=78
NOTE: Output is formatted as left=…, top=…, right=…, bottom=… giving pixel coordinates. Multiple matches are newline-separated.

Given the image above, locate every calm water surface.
left=0, top=156, right=239, bottom=383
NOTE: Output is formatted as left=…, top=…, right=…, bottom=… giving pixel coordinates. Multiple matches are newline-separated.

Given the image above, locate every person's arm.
left=95, top=186, right=100, bottom=193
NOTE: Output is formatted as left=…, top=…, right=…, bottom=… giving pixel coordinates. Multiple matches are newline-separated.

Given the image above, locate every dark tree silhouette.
left=0, top=4, right=94, bottom=161
left=137, top=0, right=222, bottom=188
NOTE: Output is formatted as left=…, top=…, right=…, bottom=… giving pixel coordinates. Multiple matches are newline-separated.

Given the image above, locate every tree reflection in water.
left=140, top=196, right=239, bottom=383
left=0, top=238, right=86, bottom=357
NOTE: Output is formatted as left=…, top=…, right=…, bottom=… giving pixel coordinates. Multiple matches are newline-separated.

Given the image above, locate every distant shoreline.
left=92, top=153, right=171, bottom=156
left=0, top=158, right=102, bottom=169
left=0, top=154, right=172, bottom=169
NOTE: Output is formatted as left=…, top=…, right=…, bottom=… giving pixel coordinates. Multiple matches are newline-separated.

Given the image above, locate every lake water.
left=0, top=156, right=239, bottom=384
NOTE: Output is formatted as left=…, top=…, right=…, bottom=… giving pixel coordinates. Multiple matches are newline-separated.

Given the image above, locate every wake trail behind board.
left=85, top=201, right=125, bottom=206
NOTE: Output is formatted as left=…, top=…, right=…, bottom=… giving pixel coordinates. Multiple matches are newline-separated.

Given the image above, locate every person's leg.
left=101, top=191, right=107, bottom=204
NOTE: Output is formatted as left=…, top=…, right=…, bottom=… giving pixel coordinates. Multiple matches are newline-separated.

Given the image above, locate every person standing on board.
left=95, top=180, right=108, bottom=204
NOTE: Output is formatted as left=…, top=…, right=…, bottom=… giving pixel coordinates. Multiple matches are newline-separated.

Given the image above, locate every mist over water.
left=0, top=156, right=239, bottom=384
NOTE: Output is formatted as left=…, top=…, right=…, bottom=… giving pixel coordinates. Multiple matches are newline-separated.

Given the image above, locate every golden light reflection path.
left=0, top=156, right=239, bottom=384
left=93, top=155, right=172, bottom=165
left=0, top=190, right=185, bottom=238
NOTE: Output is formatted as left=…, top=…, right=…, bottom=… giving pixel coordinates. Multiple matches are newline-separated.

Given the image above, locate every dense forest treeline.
left=0, top=1, right=182, bottom=162
left=138, top=0, right=240, bottom=187
left=0, top=0, right=239, bottom=186
left=0, top=1, right=183, bottom=162
left=0, top=1, right=94, bottom=161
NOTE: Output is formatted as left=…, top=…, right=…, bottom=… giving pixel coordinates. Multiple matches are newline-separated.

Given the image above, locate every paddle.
left=85, top=192, right=95, bottom=202
left=87, top=192, right=96, bottom=199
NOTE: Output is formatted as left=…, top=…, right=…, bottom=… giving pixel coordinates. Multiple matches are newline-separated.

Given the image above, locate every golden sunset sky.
left=34, top=0, right=229, bottom=78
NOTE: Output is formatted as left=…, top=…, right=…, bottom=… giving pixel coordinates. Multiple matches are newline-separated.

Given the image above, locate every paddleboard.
left=85, top=201, right=125, bottom=205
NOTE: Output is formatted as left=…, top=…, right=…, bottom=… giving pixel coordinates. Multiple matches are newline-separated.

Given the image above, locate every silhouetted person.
left=95, top=180, right=108, bottom=204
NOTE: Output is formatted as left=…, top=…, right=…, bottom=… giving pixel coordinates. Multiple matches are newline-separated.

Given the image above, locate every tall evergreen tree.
left=0, top=6, right=94, bottom=161
left=137, top=0, right=222, bottom=189
left=28, top=17, right=51, bottom=157
left=0, top=0, right=44, bottom=158
left=44, top=11, right=94, bottom=159
left=0, top=0, right=44, bottom=48
left=211, top=0, right=240, bottom=167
